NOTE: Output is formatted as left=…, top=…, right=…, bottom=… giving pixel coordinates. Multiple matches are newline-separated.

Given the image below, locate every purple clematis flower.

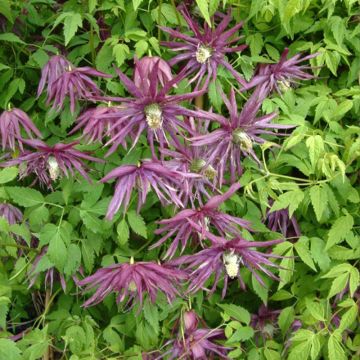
left=101, top=159, right=189, bottom=220
left=250, top=304, right=281, bottom=343
left=244, top=49, right=317, bottom=94
left=37, top=55, right=111, bottom=113
left=191, top=87, right=294, bottom=186
left=266, top=201, right=301, bottom=239
left=170, top=235, right=283, bottom=298
left=134, top=56, right=173, bottom=89
left=165, top=310, right=229, bottom=359
left=77, top=258, right=186, bottom=310
left=161, top=6, right=247, bottom=89
left=150, top=182, right=252, bottom=259
left=2, top=139, right=102, bottom=188
left=101, top=61, right=209, bottom=157
left=0, top=203, right=23, bottom=225
left=0, top=108, right=42, bottom=150
left=69, top=105, right=126, bottom=145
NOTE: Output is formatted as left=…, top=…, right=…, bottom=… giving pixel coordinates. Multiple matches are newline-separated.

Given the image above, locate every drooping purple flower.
left=191, top=87, right=294, bottom=186
left=101, top=61, right=210, bottom=157
left=170, top=235, right=283, bottom=297
left=2, top=139, right=103, bottom=188
left=77, top=258, right=186, bottom=310
left=165, top=310, right=229, bottom=359
left=244, top=49, right=318, bottom=94
left=150, top=182, right=252, bottom=259
left=161, top=6, right=247, bottom=89
left=266, top=201, right=301, bottom=239
left=0, top=108, right=42, bottom=151
left=0, top=203, right=23, bottom=225
left=37, top=55, right=111, bottom=113
left=69, top=105, right=126, bottom=145
left=250, top=304, right=280, bottom=343
left=134, top=56, right=173, bottom=89
left=101, top=159, right=189, bottom=220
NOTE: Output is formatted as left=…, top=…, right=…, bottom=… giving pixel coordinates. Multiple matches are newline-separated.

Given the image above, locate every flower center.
left=277, top=79, right=291, bottom=92
left=190, top=159, right=217, bottom=180
left=128, top=280, right=137, bottom=292
left=195, top=45, right=212, bottom=64
left=223, top=251, right=240, bottom=279
left=144, top=103, right=163, bottom=130
left=47, top=156, right=60, bottom=181
left=232, top=129, right=253, bottom=152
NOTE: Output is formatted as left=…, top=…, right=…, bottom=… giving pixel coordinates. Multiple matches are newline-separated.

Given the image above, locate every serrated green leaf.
left=349, top=266, right=359, bottom=297
left=117, top=219, right=130, bottom=245
left=113, top=43, right=130, bottom=67
left=64, top=244, right=81, bottom=276
left=63, top=12, right=82, bottom=46
left=0, top=33, right=25, bottom=44
left=278, top=306, right=294, bottom=336
left=6, top=187, right=44, bottom=207
left=227, top=326, right=254, bottom=343
left=127, top=211, right=147, bottom=238
left=294, top=238, right=317, bottom=271
left=306, top=135, right=324, bottom=169
left=270, top=190, right=303, bottom=217
left=326, top=213, right=354, bottom=249
left=218, top=304, right=251, bottom=324
left=328, top=333, right=346, bottom=360
left=338, top=304, right=357, bottom=332
left=0, top=0, right=13, bottom=23
left=0, top=339, right=22, bottom=360
left=143, top=301, right=159, bottom=334
left=133, top=0, right=143, bottom=11
left=328, top=272, right=349, bottom=298
left=135, top=40, right=148, bottom=58
left=309, top=185, right=328, bottom=222
left=195, top=0, right=211, bottom=26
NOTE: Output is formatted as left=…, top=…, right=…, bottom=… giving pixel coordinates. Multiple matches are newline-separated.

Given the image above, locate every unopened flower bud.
left=183, top=310, right=198, bottom=333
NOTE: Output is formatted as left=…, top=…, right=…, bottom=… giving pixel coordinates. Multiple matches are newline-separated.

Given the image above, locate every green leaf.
left=127, top=211, right=147, bottom=238
left=47, top=229, right=68, bottom=271
left=310, top=237, right=331, bottom=271
left=278, top=248, right=294, bottom=289
left=63, top=12, right=83, bottom=46
left=278, top=307, right=294, bottom=336
left=209, top=0, right=220, bottom=16
left=349, top=266, right=359, bottom=297
left=218, top=304, right=250, bottom=324
left=195, top=0, right=211, bottom=26
left=6, top=187, right=44, bottom=207
left=133, top=0, right=143, bottom=11
left=294, top=237, right=317, bottom=271
left=113, top=43, right=130, bottom=67
left=270, top=190, right=303, bottom=217
left=328, top=272, right=349, bottom=298
left=135, top=40, right=148, bottom=58
left=309, top=185, right=328, bottom=222
left=64, top=244, right=81, bottom=276
left=143, top=302, right=159, bottom=334
left=0, top=0, right=13, bottom=23
left=117, top=219, right=130, bottom=245
left=0, top=167, right=18, bottom=184
left=208, top=79, right=223, bottom=112
left=227, top=326, right=254, bottom=343
left=338, top=304, right=358, bottom=332
left=306, top=135, right=324, bottom=169
left=0, top=33, right=25, bottom=44
left=328, top=333, right=346, bottom=360
left=0, top=339, right=22, bottom=360
left=305, top=299, right=325, bottom=321
left=326, top=213, right=354, bottom=249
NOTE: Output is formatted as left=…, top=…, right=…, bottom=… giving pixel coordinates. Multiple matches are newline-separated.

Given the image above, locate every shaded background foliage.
left=0, top=0, right=359, bottom=359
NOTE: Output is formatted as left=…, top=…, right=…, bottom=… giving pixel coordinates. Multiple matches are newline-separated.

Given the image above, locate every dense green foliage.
left=0, top=0, right=359, bottom=359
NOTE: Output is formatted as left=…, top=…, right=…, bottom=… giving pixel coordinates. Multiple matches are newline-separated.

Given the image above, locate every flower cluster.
left=0, top=4, right=317, bottom=358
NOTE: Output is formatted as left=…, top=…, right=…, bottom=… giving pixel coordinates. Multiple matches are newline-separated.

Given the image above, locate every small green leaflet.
left=0, top=167, right=18, bottom=184
left=117, top=219, right=130, bottom=245
left=133, top=0, right=143, bottom=11
left=328, top=332, right=347, bottom=360
left=0, top=339, right=22, bottom=360
left=6, top=186, right=44, bottom=207
left=0, top=33, right=25, bottom=44
left=294, top=237, right=317, bottom=271
left=326, top=213, right=353, bottom=249
left=218, top=303, right=250, bottom=324
left=227, top=326, right=254, bottom=343
left=270, top=189, right=304, bottom=217
left=309, top=185, right=328, bottom=222
left=0, top=0, right=13, bottom=23
left=55, top=12, right=83, bottom=46
left=306, top=135, right=324, bottom=169
left=127, top=211, right=147, bottom=238
left=195, top=0, right=212, bottom=27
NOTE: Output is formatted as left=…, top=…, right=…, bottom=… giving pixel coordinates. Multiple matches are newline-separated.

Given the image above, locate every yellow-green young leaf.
left=325, top=50, right=340, bottom=76
left=63, top=12, right=82, bottom=46
left=338, top=304, right=358, bottom=332
left=294, top=238, right=317, bottom=271
left=305, top=299, right=325, bottom=321
left=0, top=339, right=22, bottom=360
left=117, top=219, right=130, bottom=245
left=284, top=132, right=306, bottom=150
left=0, top=33, right=25, bottom=44
left=327, top=272, right=349, bottom=298
left=278, top=248, right=294, bottom=289
left=0, top=167, right=18, bottom=184
left=328, top=333, right=347, bottom=360
left=133, top=0, right=143, bottom=11
left=278, top=306, right=294, bottom=336
left=306, top=135, right=324, bottom=169
left=195, top=0, right=211, bottom=26
left=288, top=338, right=311, bottom=360
left=333, top=99, right=353, bottom=120
left=64, top=244, right=81, bottom=276
left=135, top=40, right=148, bottom=58
left=309, top=185, right=328, bottom=222
left=263, top=348, right=281, bottom=360
left=270, top=190, right=303, bottom=217
left=326, top=213, right=354, bottom=249
left=209, top=0, right=220, bottom=16
left=127, top=211, right=147, bottom=238
left=113, top=44, right=130, bottom=67
left=349, top=266, right=359, bottom=297
left=88, top=0, right=97, bottom=13
left=148, top=37, right=161, bottom=55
